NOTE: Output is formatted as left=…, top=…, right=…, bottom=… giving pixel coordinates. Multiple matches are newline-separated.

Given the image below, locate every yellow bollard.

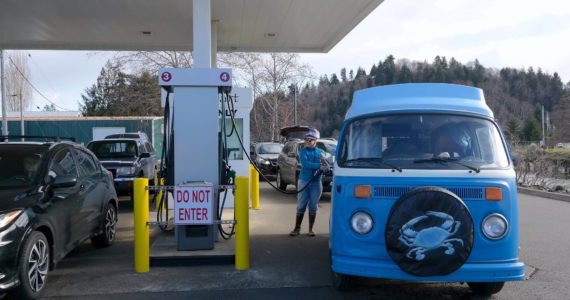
left=134, top=178, right=150, bottom=273
left=251, top=166, right=260, bottom=210
left=235, top=176, right=250, bottom=270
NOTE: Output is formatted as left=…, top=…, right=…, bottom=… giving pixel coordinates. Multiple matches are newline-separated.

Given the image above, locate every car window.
left=49, top=149, right=78, bottom=179
left=75, top=149, right=100, bottom=177
left=88, top=140, right=138, bottom=158
left=145, top=142, right=155, bottom=153
left=0, top=145, right=48, bottom=188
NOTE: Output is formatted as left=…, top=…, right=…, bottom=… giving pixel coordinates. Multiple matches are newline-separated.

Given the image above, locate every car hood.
left=258, top=154, right=279, bottom=160
left=0, top=187, right=42, bottom=212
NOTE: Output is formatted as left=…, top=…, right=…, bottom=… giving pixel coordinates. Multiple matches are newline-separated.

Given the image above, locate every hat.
left=304, top=128, right=320, bottom=140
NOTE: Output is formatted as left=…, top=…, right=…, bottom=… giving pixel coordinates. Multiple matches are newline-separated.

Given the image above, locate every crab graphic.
left=398, top=211, right=464, bottom=261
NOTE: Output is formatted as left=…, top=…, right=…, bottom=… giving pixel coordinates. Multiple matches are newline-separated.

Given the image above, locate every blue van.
left=330, top=84, right=524, bottom=295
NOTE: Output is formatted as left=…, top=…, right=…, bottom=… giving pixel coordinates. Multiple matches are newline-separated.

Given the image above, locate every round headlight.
left=351, top=211, right=373, bottom=234
left=482, top=213, right=508, bottom=240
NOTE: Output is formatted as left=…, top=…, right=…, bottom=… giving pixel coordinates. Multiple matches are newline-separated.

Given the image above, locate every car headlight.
left=117, top=166, right=136, bottom=176
left=258, top=158, right=270, bottom=165
left=482, top=213, right=508, bottom=240
left=351, top=211, right=374, bottom=234
left=0, top=210, right=23, bottom=229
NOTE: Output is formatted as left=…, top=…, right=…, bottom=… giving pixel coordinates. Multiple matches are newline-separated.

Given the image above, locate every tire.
left=331, top=271, right=354, bottom=291
left=91, top=203, right=118, bottom=248
left=385, top=186, right=474, bottom=277
left=468, top=282, right=505, bottom=296
left=276, top=171, right=287, bottom=190
left=13, top=231, right=49, bottom=299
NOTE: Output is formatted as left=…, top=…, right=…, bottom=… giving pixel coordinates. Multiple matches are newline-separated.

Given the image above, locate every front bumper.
left=0, top=221, right=27, bottom=292
left=113, top=177, right=135, bottom=193
left=257, top=163, right=278, bottom=175
left=332, top=255, right=525, bottom=282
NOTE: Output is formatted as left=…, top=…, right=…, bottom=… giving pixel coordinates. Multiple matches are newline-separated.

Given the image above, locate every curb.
left=518, top=186, right=570, bottom=203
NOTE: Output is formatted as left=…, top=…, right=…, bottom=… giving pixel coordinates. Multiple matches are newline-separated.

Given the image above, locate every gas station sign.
left=174, top=183, right=214, bottom=225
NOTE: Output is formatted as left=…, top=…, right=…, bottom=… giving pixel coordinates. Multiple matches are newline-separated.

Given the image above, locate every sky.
left=3, top=0, right=570, bottom=112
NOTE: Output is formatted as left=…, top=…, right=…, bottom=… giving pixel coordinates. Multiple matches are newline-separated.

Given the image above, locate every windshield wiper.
left=413, top=157, right=480, bottom=173
left=344, top=157, right=402, bottom=172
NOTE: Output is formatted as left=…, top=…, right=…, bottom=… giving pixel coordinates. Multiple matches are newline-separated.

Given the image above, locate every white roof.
left=346, top=84, right=494, bottom=120
left=0, top=0, right=383, bottom=53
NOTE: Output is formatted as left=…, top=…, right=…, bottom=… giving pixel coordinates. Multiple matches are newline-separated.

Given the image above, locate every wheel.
left=91, top=203, right=117, bottom=248
left=276, top=171, right=287, bottom=190
left=468, top=282, right=505, bottom=296
left=13, top=231, right=50, bottom=299
left=331, top=270, right=354, bottom=291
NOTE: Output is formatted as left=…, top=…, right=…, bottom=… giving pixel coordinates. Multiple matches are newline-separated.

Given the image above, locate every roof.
left=0, top=0, right=383, bottom=53
left=3, top=116, right=163, bottom=121
left=345, top=83, right=493, bottom=120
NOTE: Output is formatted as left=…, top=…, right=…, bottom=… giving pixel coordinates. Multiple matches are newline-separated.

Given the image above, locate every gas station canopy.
left=0, top=0, right=383, bottom=52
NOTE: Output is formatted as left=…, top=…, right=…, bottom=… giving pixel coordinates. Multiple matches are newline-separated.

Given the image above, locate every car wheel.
left=276, top=171, right=287, bottom=190
left=13, top=231, right=49, bottom=299
left=91, top=203, right=117, bottom=248
left=468, top=282, right=505, bottom=296
left=331, top=270, right=354, bottom=291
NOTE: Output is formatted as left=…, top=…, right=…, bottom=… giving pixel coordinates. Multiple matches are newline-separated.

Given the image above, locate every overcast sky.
left=5, top=0, right=570, bottom=112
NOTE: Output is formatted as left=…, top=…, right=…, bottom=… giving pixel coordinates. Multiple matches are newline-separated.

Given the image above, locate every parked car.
left=0, top=138, right=118, bottom=299
left=87, top=138, right=158, bottom=197
left=251, top=142, right=283, bottom=176
left=105, top=131, right=150, bottom=142
left=279, top=125, right=313, bottom=141
left=276, top=139, right=336, bottom=191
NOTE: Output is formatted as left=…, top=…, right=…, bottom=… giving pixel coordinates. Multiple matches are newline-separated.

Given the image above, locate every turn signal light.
left=354, top=185, right=371, bottom=199
left=485, top=187, right=502, bottom=201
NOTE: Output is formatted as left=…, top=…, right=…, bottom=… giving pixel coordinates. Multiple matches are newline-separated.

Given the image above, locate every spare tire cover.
left=385, top=186, right=474, bottom=277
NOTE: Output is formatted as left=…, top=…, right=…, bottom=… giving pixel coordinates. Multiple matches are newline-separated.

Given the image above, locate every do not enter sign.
left=174, top=184, right=214, bottom=225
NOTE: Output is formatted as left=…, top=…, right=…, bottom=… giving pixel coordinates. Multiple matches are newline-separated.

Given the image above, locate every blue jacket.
left=299, top=147, right=323, bottom=181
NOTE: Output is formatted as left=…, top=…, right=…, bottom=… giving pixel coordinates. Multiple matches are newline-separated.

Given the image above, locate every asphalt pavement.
left=2, top=182, right=566, bottom=299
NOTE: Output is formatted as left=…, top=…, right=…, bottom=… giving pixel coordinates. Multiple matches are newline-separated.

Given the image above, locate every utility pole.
left=293, top=84, right=297, bottom=126
left=541, top=104, right=545, bottom=148
left=1, top=50, right=8, bottom=139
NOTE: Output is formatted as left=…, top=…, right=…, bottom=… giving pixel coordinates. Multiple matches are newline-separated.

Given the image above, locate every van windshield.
left=338, top=114, right=509, bottom=170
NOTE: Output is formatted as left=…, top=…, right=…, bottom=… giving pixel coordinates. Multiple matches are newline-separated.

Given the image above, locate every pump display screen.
left=223, top=118, right=244, bottom=160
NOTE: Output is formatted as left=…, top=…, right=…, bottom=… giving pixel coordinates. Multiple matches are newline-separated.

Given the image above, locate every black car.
left=276, top=139, right=336, bottom=192
left=251, top=142, right=283, bottom=176
left=87, top=138, right=158, bottom=197
left=0, top=140, right=118, bottom=299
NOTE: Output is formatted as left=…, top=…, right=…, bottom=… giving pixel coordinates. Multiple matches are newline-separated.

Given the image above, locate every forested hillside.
left=252, top=55, right=568, bottom=145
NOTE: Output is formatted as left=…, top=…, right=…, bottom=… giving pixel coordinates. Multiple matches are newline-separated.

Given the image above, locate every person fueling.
left=289, top=128, right=329, bottom=237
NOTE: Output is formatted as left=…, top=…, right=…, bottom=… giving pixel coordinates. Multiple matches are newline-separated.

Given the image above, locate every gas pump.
left=157, top=68, right=235, bottom=251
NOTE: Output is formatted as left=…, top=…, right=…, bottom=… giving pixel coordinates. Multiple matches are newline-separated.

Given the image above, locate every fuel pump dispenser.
left=158, top=68, right=234, bottom=251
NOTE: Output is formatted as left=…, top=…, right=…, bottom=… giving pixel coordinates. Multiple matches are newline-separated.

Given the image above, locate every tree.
left=80, top=61, right=128, bottom=116
left=5, top=51, right=33, bottom=112
left=42, top=104, right=57, bottom=112
left=506, top=118, right=520, bottom=144
left=551, top=95, right=570, bottom=143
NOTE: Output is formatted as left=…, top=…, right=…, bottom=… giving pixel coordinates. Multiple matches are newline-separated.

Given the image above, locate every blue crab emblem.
left=398, top=211, right=464, bottom=261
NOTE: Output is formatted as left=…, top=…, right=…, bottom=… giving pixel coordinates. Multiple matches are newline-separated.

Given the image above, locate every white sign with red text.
left=174, top=183, right=214, bottom=225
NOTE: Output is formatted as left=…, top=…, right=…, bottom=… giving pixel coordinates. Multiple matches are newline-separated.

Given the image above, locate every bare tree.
left=111, top=51, right=313, bottom=141
left=5, top=51, right=33, bottom=112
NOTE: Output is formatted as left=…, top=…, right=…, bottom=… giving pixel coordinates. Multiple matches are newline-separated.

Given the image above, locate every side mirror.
left=52, top=175, right=78, bottom=188
left=288, top=152, right=296, bottom=158
left=140, top=152, right=151, bottom=159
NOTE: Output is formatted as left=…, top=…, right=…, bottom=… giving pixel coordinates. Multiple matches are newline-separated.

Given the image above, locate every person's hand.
left=320, top=165, right=330, bottom=173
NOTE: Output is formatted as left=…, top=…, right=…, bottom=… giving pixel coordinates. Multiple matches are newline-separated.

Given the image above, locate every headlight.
left=0, top=210, right=23, bottom=228
left=258, top=158, right=270, bottom=165
left=117, top=166, right=136, bottom=176
left=482, top=213, right=508, bottom=240
left=351, top=211, right=373, bottom=234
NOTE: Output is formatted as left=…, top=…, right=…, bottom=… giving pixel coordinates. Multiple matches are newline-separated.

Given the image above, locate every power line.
left=7, top=56, right=75, bottom=112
